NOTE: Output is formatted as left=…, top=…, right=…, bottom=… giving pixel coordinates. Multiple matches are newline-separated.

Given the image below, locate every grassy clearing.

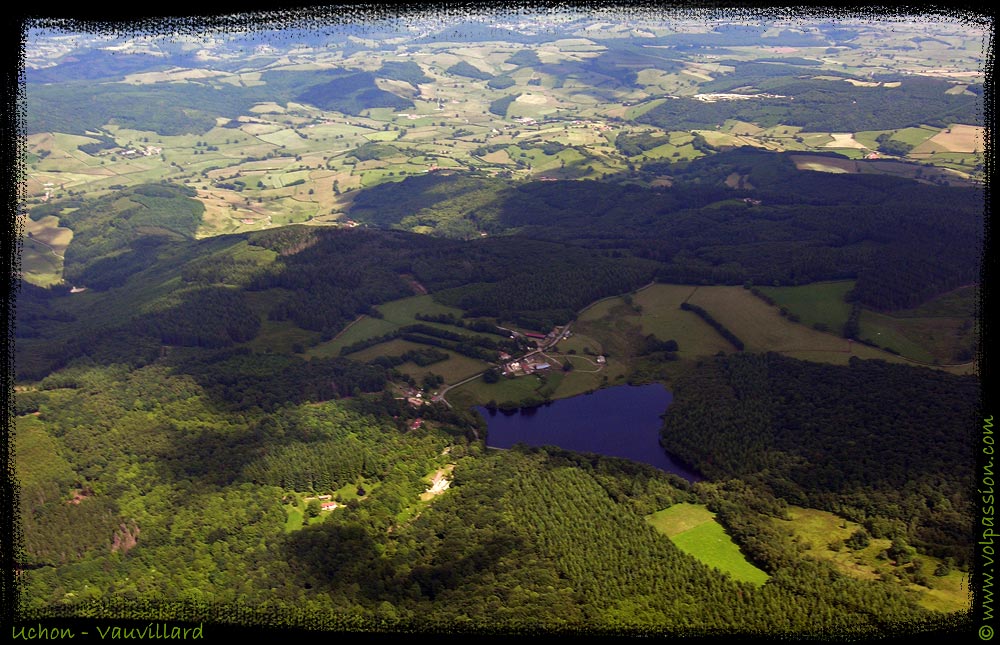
left=245, top=319, right=321, bottom=355
left=926, top=124, right=983, bottom=153
left=347, top=338, right=433, bottom=363
left=450, top=373, right=545, bottom=408
left=757, top=281, right=854, bottom=332
left=893, top=286, right=977, bottom=318
left=20, top=242, right=63, bottom=286
left=858, top=310, right=974, bottom=366
left=395, top=351, right=488, bottom=386
left=646, top=502, right=713, bottom=537
left=789, top=154, right=859, bottom=173
left=647, top=503, right=769, bottom=586
left=890, top=126, right=941, bottom=147
left=775, top=506, right=970, bottom=614
left=631, top=284, right=735, bottom=358
left=551, top=331, right=604, bottom=356
left=798, top=132, right=835, bottom=147
left=823, top=133, right=869, bottom=150
left=344, top=336, right=493, bottom=385
left=305, top=316, right=399, bottom=358
left=685, top=285, right=913, bottom=367
left=450, top=361, right=610, bottom=407
left=376, top=295, right=463, bottom=324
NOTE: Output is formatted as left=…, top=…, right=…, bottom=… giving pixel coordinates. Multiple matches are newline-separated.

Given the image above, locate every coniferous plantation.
left=10, top=8, right=989, bottom=640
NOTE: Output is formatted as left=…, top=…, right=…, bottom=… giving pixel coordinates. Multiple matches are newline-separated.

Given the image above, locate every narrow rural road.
left=25, top=236, right=64, bottom=260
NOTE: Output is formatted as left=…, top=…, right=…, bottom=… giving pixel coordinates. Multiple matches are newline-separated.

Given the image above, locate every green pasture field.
left=720, top=120, right=764, bottom=136
left=378, top=295, right=465, bottom=326
left=306, top=295, right=468, bottom=358
left=646, top=504, right=769, bottom=586
left=255, top=129, right=315, bottom=149
left=858, top=310, right=974, bottom=366
left=21, top=215, right=73, bottom=287
left=245, top=319, right=321, bottom=355
left=346, top=338, right=437, bottom=363
left=395, top=350, right=487, bottom=386
left=757, top=281, right=854, bottom=332
left=684, top=285, right=914, bottom=367
left=450, top=373, right=547, bottom=408
left=363, top=130, right=402, bottom=142
left=853, top=129, right=894, bottom=149
left=306, top=316, right=397, bottom=358
left=774, top=506, right=969, bottom=614
left=550, top=331, right=605, bottom=357
left=893, top=286, right=977, bottom=318
left=448, top=359, right=612, bottom=407
left=891, top=126, right=941, bottom=146
left=758, top=125, right=803, bottom=138
left=631, top=284, right=733, bottom=358
left=798, top=132, right=836, bottom=147
left=20, top=239, right=64, bottom=287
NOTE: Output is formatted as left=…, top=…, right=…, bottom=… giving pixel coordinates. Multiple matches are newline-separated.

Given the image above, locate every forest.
left=660, top=353, right=978, bottom=564
left=346, top=148, right=982, bottom=311
left=638, top=76, right=979, bottom=132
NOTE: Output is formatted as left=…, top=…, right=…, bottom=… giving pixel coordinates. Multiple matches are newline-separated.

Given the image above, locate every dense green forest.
left=446, top=60, right=493, bottom=80
left=344, top=149, right=982, bottom=311
left=638, top=76, right=978, bottom=132
left=29, top=183, right=205, bottom=288
left=660, top=353, right=977, bottom=564
left=295, top=71, right=414, bottom=115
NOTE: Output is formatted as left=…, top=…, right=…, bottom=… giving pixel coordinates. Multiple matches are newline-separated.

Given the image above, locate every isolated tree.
left=305, top=499, right=321, bottom=518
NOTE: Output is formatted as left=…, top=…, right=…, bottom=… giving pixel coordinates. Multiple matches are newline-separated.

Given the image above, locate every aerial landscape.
left=8, top=5, right=991, bottom=638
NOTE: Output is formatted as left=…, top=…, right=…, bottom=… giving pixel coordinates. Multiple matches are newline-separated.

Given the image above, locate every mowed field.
left=758, top=281, right=975, bottom=367
left=576, top=284, right=731, bottom=362
left=630, top=284, right=734, bottom=357
left=646, top=503, right=769, bottom=586
left=683, top=285, right=937, bottom=368
left=916, top=124, right=983, bottom=153
left=789, top=154, right=861, bottom=173
left=306, top=295, right=465, bottom=358
left=20, top=215, right=74, bottom=286
left=858, top=309, right=975, bottom=366
left=757, top=281, right=854, bottom=332
left=348, top=337, right=487, bottom=385
left=569, top=281, right=968, bottom=374
left=773, top=506, right=969, bottom=614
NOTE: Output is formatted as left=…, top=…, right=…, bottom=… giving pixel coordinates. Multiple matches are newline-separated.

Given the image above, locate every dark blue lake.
left=478, top=383, right=702, bottom=482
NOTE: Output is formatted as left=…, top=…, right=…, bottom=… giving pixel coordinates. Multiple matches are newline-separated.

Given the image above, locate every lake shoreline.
left=476, top=382, right=703, bottom=482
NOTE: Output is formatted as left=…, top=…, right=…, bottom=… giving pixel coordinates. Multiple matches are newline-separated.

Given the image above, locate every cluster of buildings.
left=303, top=494, right=341, bottom=512
left=502, top=357, right=552, bottom=377
left=120, top=145, right=163, bottom=158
